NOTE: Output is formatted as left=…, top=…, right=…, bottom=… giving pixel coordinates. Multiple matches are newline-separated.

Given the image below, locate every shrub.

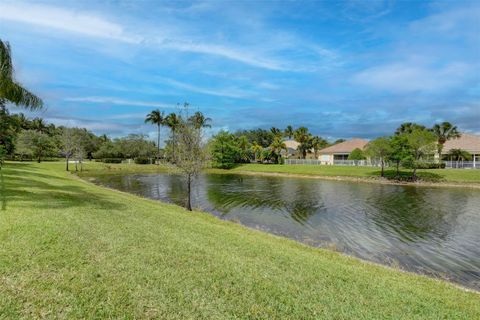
left=102, top=158, right=123, bottom=163
left=348, top=148, right=366, bottom=160
left=414, top=162, right=446, bottom=169
left=134, top=157, right=151, bottom=164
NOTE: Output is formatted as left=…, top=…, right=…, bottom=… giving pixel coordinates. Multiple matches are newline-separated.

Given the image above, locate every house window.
left=334, top=154, right=348, bottom=160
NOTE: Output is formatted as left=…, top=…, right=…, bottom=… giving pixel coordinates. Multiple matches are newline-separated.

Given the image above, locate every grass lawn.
left=224, top=163, right=480, bottom=184
left=1, top=162, right=479, bottom=318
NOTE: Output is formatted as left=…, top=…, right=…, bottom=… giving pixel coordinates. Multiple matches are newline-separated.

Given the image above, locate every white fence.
left=285, top=159, right=478, bottom=169
left=444, top=161, right=478, bottom=169
left=285, top=159, right=385, bottom=167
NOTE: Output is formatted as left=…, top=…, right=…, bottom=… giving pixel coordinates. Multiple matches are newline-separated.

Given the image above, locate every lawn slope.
left=0, top=162, right=478, bottom=319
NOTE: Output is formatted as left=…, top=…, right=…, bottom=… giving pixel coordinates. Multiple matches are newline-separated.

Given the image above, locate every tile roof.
left=318, top=138, right=369, bottom=154
left=442, top=133, right=480, bottom=154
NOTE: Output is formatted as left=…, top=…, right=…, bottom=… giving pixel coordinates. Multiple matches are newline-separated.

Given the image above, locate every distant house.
left=441, top=133, right=480, bottom=165
left=282, top=140, right=300, bottom=157
left=317, top=138, right=369, bottom=165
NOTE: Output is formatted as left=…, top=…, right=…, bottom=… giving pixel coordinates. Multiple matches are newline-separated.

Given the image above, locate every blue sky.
left=1, top=0, right=479, bottom=141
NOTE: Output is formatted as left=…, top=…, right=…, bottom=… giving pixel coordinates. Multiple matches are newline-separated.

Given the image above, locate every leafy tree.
left=431, top=122, right=461, bottom=156
left=0, top=40, right=43, bottom=110
left=235, top=129, right=274, bottom=148
left=365, top=137, right=392, bottom=177
left=404, top=128, right=436, bottom=180
left=145, top=109, right=165, bottom=163
left=173, top=113, right=206, bottom=211
left=16, top=130, right=57, bottom=163
left=284, top=125, right=294, bottom=139
left=211, top=131, right=240, bottom=169
left=333, top=139, right=345, bottom=145
left=269, top=137, right=287, bottom=164
left=348, top=148, right=366, bottom=160
left=31, top=117, right=49, bottom=133
left=395, top=122, right=426, bottom=135
left=388, top=134, right=412, bottom=178
left=293, top=127, right=312, bottom=159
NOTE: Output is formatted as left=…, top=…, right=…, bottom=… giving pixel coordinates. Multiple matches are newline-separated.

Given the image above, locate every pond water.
left=92, top=173, right=480, bottom=290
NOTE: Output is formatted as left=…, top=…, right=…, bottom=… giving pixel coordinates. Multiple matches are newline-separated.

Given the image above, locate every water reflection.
left=92, top=173, right=480, bottom=290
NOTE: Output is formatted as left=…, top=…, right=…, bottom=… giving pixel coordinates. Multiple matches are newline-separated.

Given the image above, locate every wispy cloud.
left=0, top=2, right=140, bottom=43
left=159, top=78, right=255, bottom=99
left=64, top=97, right=175, bottom=108
left=352, top=62, right=471, bottom=93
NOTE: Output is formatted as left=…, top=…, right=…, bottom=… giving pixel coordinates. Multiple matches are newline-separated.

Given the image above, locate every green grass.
left=222, top=163, right=480, bottom=184
left=0, top=162, right=479, bottom=318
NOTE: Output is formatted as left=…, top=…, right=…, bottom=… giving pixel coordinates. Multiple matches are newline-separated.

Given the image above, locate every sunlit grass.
left=0, top=161, right=479, bottom=318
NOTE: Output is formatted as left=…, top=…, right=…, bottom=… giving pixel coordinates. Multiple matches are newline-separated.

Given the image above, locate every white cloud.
left=352, top=62, right=471, bottom=93
left=0, top=1, right=337, bottom=72
left=64, top=97, right=175, bottom=108
left=0, top=2, right=140, bottom=43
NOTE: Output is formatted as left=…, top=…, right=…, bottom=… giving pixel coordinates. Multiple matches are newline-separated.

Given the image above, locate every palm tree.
left=270, top=127, right=282, bottom=138
left=237, top=135, right=251, bottom=162
left=269, top=137, right=287, bottom=164
left=189, top=111, right=212, bottom=130
left=250, top=142, right=263, bottom=163
left=165, top=112, right=181, bottom=161
left=31, top=117, right=48, bottom=133
left=448, top=149, right=471, bottom=168
left=311, top=136, right=327, bottom=158
left=395, top=122, right=426, bottom=135
left=0, top=40, right=43, bottom=110
left=284, top=125, right=294, bottom=139
left=293, top=127, right=312, bottom=159
left=431, top=122, right=461, bottom=157
left=145, top=109, right=165, bottom=163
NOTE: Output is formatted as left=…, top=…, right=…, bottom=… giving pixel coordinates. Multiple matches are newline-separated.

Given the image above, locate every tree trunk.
left=66, top=156, right=69, bottom=171
left=381, top=159, right=384, bottom=177
left=157, top=124, right=160, bottom=165
left=396, top=161, right=400, bottom=178
left=37, top=156, right=41, bottom=163
left=412, top=167, right=417, bottom=181
left=186, top=173, right=192, bottom=211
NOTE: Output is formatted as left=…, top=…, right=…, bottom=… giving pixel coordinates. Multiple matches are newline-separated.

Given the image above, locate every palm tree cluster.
left=145, top=105, right=211, bottom=163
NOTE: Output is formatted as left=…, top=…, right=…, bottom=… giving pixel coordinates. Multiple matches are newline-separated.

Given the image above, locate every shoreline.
left=208, top=169, right=480, bottom=190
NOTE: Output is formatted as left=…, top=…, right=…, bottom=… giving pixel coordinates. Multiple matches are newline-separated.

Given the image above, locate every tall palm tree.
left=250, top=142, right=263, bottom=163
left=189, top=111, right=211, bottom=130
left=165, top=112, right=181, bottom=161
left=431, top=122, right=461, bottom=157
left=145, top=109, right=165, bottom=163
left=269, top=137, right=287, bottom=164
left=284, top=125, right=294, bottom=139
left=311, top=136, right=327, bottom=158
left=0, top=40, right=43, bottom=110
left=293, top=127, right=312, bottom=159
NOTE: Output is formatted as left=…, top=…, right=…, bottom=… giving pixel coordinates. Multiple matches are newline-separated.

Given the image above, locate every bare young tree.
left=173, top=107, right=207, bottom=211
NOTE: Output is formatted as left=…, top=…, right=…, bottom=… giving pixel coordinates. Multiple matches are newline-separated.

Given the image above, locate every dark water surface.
left=92, top=173, right=480, bottom=290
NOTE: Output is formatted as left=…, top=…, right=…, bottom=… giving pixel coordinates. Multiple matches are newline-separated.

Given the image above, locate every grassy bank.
left=75, top=161, right=480, bottom=185
left=223, top=163, right=480, bottom=184
left=1, top=162, right=479, bottom=318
